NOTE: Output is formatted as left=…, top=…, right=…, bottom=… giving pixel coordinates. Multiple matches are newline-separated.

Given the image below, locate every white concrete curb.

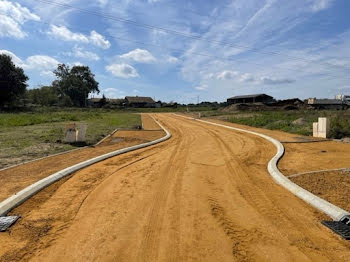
left=0, top=146, right=87, bottom=173
left=0, top=116, right=170, bottom=216
left=174, top=114, right=350, bottom=221
left=93, top=128, right=118, bottom=147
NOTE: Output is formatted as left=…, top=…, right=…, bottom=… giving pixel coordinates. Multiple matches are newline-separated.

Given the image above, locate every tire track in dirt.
left=137, top=122, right=193, bottom=261
left=190, top=118, right=349, bottom=261
left=3, top=113, right=350, bottom=261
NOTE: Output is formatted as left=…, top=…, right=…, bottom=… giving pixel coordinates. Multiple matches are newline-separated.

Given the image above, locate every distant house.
left=125, top=96, right=156, bottom=108
left=308, top=98, right=348, bottom=110
left=88, top=98, right=125, bottom=107
left=227, top=94, right=274, bottom=105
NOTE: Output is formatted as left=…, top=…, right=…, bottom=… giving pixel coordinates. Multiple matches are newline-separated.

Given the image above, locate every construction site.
left=1, top=0, right=350, bottom=261
left=0, top=112, right=350, bottom=261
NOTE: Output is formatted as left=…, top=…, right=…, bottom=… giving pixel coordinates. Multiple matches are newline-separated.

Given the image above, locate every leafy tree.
left=53, top=64, right=99, bottom=107
left=27, top=85, right=58, bottom=106
left=0, top=54, right=28, bottom=107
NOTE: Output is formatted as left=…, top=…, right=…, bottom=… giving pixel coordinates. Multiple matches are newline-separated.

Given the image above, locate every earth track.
left=1, top=113, right=350, bottom=261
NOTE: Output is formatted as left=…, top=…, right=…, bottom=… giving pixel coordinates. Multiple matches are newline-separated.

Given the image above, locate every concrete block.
left=65, top=130, right=78, bottom=143
left=77, top=124, right=87, bottom=142
left=318, top=117, right=330, bottom=138
left=313, top=122, right=319, bottom=137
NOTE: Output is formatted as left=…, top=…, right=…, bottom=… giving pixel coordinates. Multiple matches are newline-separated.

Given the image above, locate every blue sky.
left=1, top=0, right=350, bottom=103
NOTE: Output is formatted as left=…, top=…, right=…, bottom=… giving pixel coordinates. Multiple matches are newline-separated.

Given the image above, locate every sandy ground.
left=1, top=113, right=350, bottom=261
left=291, top=170, right=350, bottom=212
left=0, top=114, right=165, bottom=203
left=199, top=116, right=350, bottom=214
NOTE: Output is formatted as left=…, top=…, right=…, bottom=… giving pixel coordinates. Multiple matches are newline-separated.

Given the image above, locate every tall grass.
left=217, top=110, right=350, bottom=138
left=0, top=109, right=140, bottom=128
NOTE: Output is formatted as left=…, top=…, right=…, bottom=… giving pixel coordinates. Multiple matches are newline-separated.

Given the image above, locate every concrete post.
left=77, top=124, right=87, bottom=142
left=313, top=122, right=319, bottom=137
left=64, top=123, right=78, bottom=143
left=318, top=117, right=330, bottom=138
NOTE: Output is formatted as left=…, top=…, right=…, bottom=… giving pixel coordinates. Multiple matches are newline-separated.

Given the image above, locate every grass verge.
left=0, top=109, right=141, bottom=169
left=199, top=110, right=350, bottom=138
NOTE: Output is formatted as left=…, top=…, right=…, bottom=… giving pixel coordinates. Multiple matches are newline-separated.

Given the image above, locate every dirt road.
left=1, top=114, right=350, bottom=261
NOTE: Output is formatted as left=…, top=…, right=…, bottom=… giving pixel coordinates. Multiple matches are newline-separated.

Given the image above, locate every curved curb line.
left=0, top=146, right=88, bottom=173
left=0, top=116, right=171, bottom=216
left=174, top=114, right=350, bottom=221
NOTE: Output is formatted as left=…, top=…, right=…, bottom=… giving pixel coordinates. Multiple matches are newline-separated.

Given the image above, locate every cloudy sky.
left=1, top=0, right=350, bottom=103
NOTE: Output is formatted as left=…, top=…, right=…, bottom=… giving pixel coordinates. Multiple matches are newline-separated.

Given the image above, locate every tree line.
left=0, top=54, right=100, bottom=109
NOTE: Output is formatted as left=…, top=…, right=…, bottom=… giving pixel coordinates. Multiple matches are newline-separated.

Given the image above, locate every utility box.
left=313, top=118, right=330, bottom=138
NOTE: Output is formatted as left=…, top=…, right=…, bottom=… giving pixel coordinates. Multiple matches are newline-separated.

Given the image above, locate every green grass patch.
left=201, top=110, right=350, bottom=138
left=0, top=109, right=141, bottom=168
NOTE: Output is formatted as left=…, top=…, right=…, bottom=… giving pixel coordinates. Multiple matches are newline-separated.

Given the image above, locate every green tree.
left=0, top=54, right=28, bottom=108
left=53, top=64, right=99, bottom=107
left=27, top=85, right=59, bottom=106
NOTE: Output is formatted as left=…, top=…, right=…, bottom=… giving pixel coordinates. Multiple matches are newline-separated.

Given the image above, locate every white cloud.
left=73, top=62, right=83, bottom=66
left=120, top=48, right=156, bottom=63
left=97, top=0, right=109, bottom=7
left=90, top=30, right=111, bottom=49
left=0, top=49, right=24, bottom=65
left=259, top=76, right=295, bottom=85
left=106, top=63, right=139, bottom=78
left=215, top=70, right=295, bottom=85
left=217, top=70, right=239, bottom=80
left=0, top=1, right=40, bottom=39
left=310, top=0, right=333, bottom=12
left=239, top=73, right=256, bottom=83
left=48, top=25, right=89, bottom=43
left=72, top=46, right=100, bottom=61
left=48, top=25, right=111, bottom=49
left=0, top=15, right=26, bottom=38
left=166, top=55, right=179, bottom=64
left=0, top=49, right=59, bottom=75
left=194, top=84, right=208, bottom=91
left=23, top=55, right=60, bottom=71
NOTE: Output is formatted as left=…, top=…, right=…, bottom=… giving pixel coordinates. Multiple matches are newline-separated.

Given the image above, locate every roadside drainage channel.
left=0, top=116, right=170, bottom=231
left=174, top=114, right=350, bottom=240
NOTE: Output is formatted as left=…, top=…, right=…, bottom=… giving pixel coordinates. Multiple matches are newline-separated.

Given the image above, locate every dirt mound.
left=222, top=103, right=269, bottom=112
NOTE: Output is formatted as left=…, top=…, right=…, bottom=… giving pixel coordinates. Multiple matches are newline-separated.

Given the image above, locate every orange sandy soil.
left=291, top=171, right=350, bottom=212
left=200, top=115, right=350, bottom=212
left=0, top=114, right=350, bottom=261
left=0, top=114, right=164, bottom=202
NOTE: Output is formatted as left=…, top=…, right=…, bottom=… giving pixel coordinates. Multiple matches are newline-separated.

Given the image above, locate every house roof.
left=228, top=94, right=272, bottom=100
left=89, top=98, right=124, bottom=104
left=125, top=96, right=155, bottom=103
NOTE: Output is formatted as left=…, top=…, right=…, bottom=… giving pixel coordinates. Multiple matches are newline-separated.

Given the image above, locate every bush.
left=330, top=117, right=350, bottom=139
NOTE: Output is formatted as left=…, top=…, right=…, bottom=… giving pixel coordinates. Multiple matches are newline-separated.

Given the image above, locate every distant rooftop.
left=228, top=94, right=272, bottom=100
left=125, top=96, right=155, bottom=103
